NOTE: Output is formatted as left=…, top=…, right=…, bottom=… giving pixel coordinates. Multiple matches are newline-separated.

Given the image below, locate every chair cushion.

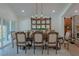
left=17, top=42, right=28, bottom=46
left=35, top=34, right=43, bottom=42
left=34, top=44, right=44, bottom=46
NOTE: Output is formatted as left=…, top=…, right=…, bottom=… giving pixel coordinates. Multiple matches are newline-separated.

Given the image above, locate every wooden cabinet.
left=31, top=17, right=51, bottom=30
left=64, top=17, right=72, bottom=36
left=64, top=15, right=79, bottom=40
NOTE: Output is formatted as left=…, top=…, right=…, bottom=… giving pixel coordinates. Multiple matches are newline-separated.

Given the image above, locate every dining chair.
left=47, top=31, right=59, bottom=54
left=16, top=32, right=27, bottom=54
left=26, top=31, right=33, bottom=48
left=64, top=31, right=71, bottom=50
left=33, top=31, right=44, bottom=54
left=11, top=31, right=16, bottom=48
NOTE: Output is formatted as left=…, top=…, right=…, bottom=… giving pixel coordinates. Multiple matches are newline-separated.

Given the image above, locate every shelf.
left=32, top=23, right=50, bottom=25
left=31, top=17, right=51, bottom=30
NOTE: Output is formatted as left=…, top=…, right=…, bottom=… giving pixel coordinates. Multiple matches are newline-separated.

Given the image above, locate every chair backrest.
left=11, top=31, right=16, bottom=40
left=33, top=31, right=43, bottom=43
left=16, top=32, right=26, bottom=43
left=47, top=32, right=58, bottom=43
left=65, top=31, right=71, bottom=40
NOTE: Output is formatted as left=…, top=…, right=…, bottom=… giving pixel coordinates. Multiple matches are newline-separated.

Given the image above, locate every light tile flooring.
left=0, top=43, right=71, bottom=56
left=67, top=43, right=79, bottom=56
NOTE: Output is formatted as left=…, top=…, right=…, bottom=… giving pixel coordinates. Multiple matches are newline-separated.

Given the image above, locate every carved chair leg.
left=42, top=45, right=44, bottom=54
left=67, top=42, right=69, bottom=50
left=12, top=39, right=14, bottom=48
left=59, top=43, right=61, bottom=49
left=34, top=45, right=35, bottom=54
left=17, top=46, right=19, bottom=54
left=56, top=46, right=57, bottom=54
left=56, top=42, right=58, bottom=54
left=47, top=46, right=49, bottom=55
left=25, top=46, right=27, bottom=54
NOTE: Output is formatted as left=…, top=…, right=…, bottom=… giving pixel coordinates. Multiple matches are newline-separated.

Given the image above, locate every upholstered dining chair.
left=11, top=31, right=16, bottom=48
left=47, top=32, right=59, bottom=54
left=16, top=32, right=27, bottom=54
left=64, top=31, right=71, bottom=50
left=26, top=31, right=33, bottom=48
left=33, top=31, right=44, bottom=54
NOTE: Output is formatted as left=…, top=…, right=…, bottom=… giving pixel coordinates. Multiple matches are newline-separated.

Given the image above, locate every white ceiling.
left=6, top=3, right=69, bottom=17
left=64, top=3, right=79, bottom=17
left=1, top=3, right=79, bottom=18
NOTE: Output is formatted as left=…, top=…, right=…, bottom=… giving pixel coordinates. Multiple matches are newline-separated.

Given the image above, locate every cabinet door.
left=32, top=20, right=36, bottom=24
left=64, top=17, right=72, bottom=37
left=37, top=20, right=40, bottom=24
left=42, top=20, right=45, bottom=24
left=46, top=20, right=50, bottom=24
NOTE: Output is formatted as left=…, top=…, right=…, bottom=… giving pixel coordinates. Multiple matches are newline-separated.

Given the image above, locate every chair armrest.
left=58, top=37, right=64, bottom=44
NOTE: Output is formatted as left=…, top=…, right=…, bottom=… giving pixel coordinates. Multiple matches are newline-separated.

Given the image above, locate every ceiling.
left=1, top=3, right=79, bottom=18
left=6, top=3, right=69, bottom=17
left=64, top=3, right=79, bottom=17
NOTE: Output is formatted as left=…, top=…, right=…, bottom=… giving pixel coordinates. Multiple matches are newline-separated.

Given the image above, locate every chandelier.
left=31, top=3, right=45, bottom=18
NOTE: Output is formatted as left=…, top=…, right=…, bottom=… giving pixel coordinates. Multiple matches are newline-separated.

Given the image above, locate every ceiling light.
left=74, top=10, right=78, bottom=13
left=52, top=10, right=55, bottom=13
left=22, top=10, right=24, bottom=13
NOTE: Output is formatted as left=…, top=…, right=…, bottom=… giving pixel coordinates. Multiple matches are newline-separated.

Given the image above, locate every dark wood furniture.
left=31, top=17, right=51, bottom=31
left=64, top=31, right=71, bottom=50
left=46, top=32, right=59, bottom=54
left=33, top=31, right=44, bottom=54
left=14, top=31, right=63, bottom=54
left=58, top=37, right=63, bottom=49
left=16, top=32, right=27, bottom=54
left=64, top=17, right=72, bottom=42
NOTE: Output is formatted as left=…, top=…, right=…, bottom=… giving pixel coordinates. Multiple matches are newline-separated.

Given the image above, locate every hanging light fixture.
left=35, top=3, right=38, bottom=17
left=40, top=3, right=43, bottom=17
left=31, top=3, right=46, bottom=18
left=31, top=3, right=38, bottom=18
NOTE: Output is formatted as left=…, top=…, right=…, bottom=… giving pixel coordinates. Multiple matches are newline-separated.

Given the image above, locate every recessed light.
left=74, top=10, right=78, bottom=13
left=52, top=10, right=55, bottom=13
left=22, top=10, right=24, bottom=12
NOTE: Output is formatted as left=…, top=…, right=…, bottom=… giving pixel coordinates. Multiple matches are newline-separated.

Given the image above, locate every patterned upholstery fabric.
left=65, top=31, right=71, bottom=40
left=48, top=34, right=57, bottom=42
left=17, top=33, right=26, bottom=42
left=16, top=32, right=26, bottom=43
left=34, top=34, right=42, bottom=42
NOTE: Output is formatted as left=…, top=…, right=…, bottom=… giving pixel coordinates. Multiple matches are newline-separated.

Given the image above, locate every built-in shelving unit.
left=31, top=17, right=51, bottom=30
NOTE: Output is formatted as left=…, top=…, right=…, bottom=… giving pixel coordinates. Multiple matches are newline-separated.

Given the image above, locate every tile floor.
left=0, top=43, right=71, bottom=56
